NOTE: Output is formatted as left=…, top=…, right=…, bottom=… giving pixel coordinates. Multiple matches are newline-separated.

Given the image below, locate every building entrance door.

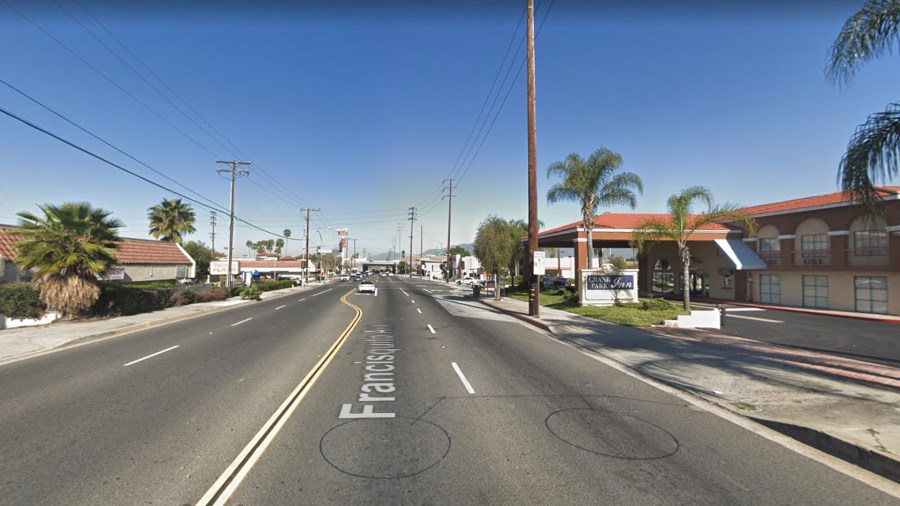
left=689, top=272, right=709, bottom=298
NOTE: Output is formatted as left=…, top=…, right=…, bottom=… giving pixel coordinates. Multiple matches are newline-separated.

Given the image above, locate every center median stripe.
left=198, top=288, right=361, bottom=506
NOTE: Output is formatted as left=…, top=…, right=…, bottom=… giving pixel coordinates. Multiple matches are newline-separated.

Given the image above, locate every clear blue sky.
left=1, top=1, right=896, bottom=258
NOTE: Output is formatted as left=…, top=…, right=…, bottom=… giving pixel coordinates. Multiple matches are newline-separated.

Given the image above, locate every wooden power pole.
left=216, top=160, right=251, bottom=288
left=526, top=0, right=540, bottom=317
left=301, top=208, right=320, bottom=285
left=444, top=178, right=454, bottom=282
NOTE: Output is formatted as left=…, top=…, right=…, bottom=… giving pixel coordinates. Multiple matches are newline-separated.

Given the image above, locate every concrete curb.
left=472, top=297, right=553, bottom=333
left=0, top=284, right=322, bottom=367
left=475, top=297, right=900, bottom=484
left=751, top=417, right=899, bottom=484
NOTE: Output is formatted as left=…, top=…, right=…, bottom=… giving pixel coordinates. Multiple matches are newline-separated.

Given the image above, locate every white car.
left=340, top=274, right=350, bottom=282
left=456, top=277, right=480, bottom=286
left=358, top=280, right=375, bottom=293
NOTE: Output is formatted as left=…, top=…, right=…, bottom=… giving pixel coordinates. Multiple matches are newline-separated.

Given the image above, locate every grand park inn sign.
left=580, top=268, right=639, bottom=306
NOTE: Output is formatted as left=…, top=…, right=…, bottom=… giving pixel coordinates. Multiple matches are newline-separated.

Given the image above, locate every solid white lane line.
left=427, top=324, right=436, bottom=334
left=123, top=345, right=179, bottom=367
left=728, top=314, right=784, bottom=323
left=311, top=288, right=333, bottom=297
left=275, top=305, right=286, bottom=310
left=725, top=307, right=765, bottom=312
left=400, top=289, right=409, bottom=297
left=231, top=318, right=252, bottom=327
left=452, top=362, right=475, bottom=394
left=417, top=308, right=422, bottom=314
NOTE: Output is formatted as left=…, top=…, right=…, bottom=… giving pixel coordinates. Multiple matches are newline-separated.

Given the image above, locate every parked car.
left=358, top=279, right=375, bottom=294
left=482, top=279, right=496, bottom=289
left=543, top=277, right=569, bottom=289
left=456, top=276, right=480, bottom=286
left=340, top=274, right=350, bottom=282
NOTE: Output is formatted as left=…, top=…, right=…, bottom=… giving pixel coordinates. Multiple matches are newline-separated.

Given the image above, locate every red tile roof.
left=0, top=226, right=21, bottom=261
left=740, top=186, right=900, bottom=216
left=0, top=227, right=192, bottom=265
left=113, top=239, right=193, bottom=265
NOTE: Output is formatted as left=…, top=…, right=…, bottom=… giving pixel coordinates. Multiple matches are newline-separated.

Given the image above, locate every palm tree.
left=275, top=238, right=285, bottom=256
left=147, top=198, right=196, bottom=244
left=546, top=148, right=643, bottom=274
left=283, top=228, right=291, bottom=256
left=14, top=202, right=123, bottom=317
left=828, top=0, right=900, bottom=212
left=630, top=186, right=756, bottom=311
left=246, top=240, right=253, bottom=256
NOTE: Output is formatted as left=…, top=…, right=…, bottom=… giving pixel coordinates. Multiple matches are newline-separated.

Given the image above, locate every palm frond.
left=839, top=102, right=900, bottom=213
left=827, top=0, right=900, bottom=85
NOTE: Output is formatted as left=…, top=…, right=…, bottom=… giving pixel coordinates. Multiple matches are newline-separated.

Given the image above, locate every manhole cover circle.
left=545, top=407, right=678, bottom=460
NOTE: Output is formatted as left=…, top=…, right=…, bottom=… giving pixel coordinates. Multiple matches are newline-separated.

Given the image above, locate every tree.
left=397, top=260, right=408, bottom=274
left=283, top=229, right=291, bottom=256
left=630, top=186, right=756, bottom=311
left=473, top=215, right=518, bottom=300
left=183, top=240, right=214, bottom=280
left=448, top=245, right=470, bottom=257
left=246, top=240, right=253, bottom=256
left=14, top=202, right=122, bottom=317
left=828, top=0, right=900, bottom=212
left=275, top=238, right=284, bottom=256
left=547, top=148, right=643, bottom=276
left=147, top=198, right=196, bottom=244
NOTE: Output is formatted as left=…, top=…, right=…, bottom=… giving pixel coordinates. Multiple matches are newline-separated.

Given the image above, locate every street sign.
left=533, top=251, right=546, bottom=275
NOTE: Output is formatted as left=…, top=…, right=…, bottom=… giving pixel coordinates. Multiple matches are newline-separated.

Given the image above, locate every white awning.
left=714, top=239, right=767, bottom=270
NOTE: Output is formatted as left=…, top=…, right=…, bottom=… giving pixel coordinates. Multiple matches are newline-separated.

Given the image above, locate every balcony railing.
left=793, top=249, right=830, bottom=266
left=758, top=251, right=781, bottom=266
left=846, top=247, right=890, bottom=267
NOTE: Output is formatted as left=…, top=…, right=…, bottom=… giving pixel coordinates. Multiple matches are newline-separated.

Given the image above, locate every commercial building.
left=536, top=187, right=900, bottom=315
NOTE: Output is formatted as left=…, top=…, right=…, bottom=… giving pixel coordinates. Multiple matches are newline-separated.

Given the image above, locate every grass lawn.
left=505, top=285, right=687, bottom=327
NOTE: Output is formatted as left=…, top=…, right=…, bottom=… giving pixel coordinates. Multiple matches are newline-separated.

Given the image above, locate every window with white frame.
left=853, top=230, right=888, bottom=256
left=855, top=276, right=888, bottom=314
left=759, top=274, right=780, bottom=304
left=800, top=234, right=827, bottom=251
left=759, top=237, right=779, bottom=253
left=802, top=275, right=828, bottom=309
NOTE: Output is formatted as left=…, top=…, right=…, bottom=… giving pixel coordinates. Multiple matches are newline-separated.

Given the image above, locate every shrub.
left=241, top=285, right=263, bottom=300
left=170, top=289, right=197, bottom=307
left=95, top=282, right=175, bottom=316
left=195, top=287, right=229, bottom=303
left=0, top=282, right=45, bottom=320
left=641, top=298, right=674, bottom=311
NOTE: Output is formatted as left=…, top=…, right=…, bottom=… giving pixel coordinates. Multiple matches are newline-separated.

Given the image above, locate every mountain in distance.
left=369, top=243, right=475, bottom=261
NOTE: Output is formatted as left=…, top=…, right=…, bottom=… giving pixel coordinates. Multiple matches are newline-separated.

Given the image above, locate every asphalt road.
left=0, top=277, right=895, bottom=504
left=692, top=302, right=900, bottom=366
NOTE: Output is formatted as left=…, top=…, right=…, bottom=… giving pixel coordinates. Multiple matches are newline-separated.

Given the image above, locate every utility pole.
left=210, top=211, right=217, bottom=255
left=420, top=224, right=423, bottom=274
left=526, top=0, right=540, bottom=317
left=408, top=207, right=417, bottom=278
left=300, top=208, right=320, bottom=286
left=216, top=160, right=251, bottom=288
left=444, top=178, right=454, bottom=282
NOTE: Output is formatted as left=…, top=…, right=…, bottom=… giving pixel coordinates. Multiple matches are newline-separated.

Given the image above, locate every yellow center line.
left=198, top=288, right=361, bottom=506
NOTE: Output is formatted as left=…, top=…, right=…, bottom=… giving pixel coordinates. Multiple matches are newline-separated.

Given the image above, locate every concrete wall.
left=118, top=264, right=190, bottom=282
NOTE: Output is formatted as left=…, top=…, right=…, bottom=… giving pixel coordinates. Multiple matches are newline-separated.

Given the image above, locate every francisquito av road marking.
left=339, top=325, right=399, bottom=419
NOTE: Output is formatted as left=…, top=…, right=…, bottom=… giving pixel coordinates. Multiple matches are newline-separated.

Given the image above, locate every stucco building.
left=536, top=187, right=900, bottom=315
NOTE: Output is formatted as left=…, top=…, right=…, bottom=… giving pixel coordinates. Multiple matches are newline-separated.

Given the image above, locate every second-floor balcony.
left=758, top=251, right=781, bottom=266
left=847, top=246, right=890, bottom=267
left=793, top=249, right=830, bottom=266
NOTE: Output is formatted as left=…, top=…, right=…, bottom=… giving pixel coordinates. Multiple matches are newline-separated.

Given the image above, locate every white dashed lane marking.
left=124, top=345, right=179, bottom=367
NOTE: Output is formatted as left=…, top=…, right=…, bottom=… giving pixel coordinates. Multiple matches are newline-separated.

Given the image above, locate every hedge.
left=94, top=282, right=175, bottom=317
left=0, top=282, right=45, bottom=320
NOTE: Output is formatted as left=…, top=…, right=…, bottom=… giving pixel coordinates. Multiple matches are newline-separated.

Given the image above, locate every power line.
left=0, top=103, right=289, bottom=240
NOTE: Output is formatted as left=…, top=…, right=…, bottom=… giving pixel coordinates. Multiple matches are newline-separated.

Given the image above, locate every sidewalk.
left=475, top=294, right=900, bottom=482
left=0, top=284, right=318, bottom=366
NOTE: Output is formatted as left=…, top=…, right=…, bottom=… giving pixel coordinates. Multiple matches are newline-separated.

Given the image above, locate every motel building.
left=536, top=187, right=900, bottom=316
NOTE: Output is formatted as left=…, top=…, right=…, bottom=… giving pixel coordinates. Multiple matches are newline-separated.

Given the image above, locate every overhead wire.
left=0, top=103, right=290, bottom=239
